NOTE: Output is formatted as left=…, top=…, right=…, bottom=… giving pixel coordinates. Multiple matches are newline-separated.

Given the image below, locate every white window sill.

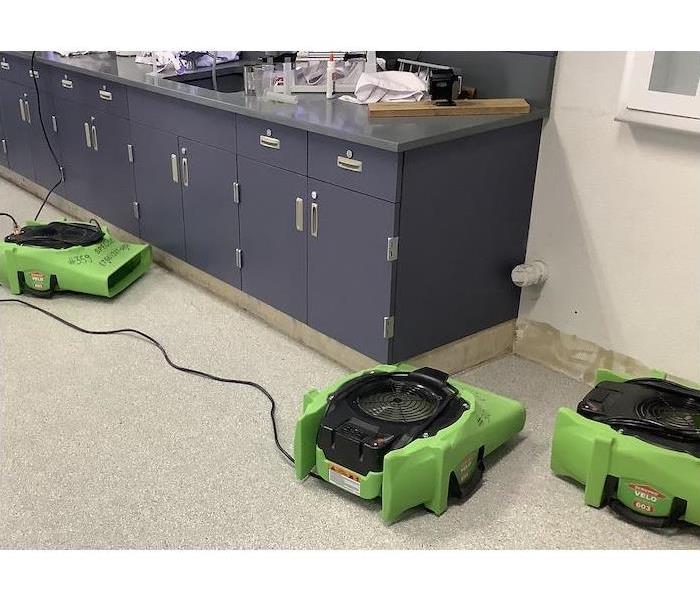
left=615, top=106, right=700, bottom=135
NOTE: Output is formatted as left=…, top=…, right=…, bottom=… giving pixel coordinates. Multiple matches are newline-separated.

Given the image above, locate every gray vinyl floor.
left=0, top=177, right=698, bottom=549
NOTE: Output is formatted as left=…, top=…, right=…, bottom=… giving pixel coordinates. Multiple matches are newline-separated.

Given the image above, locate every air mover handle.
left=413, top=366, right=450, bottom=384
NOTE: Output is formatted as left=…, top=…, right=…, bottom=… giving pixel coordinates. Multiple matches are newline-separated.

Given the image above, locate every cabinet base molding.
left=0, top=166, right=42, bottom=199
left=0, top=167, right=514, bottom=374
left=409, top=320, right=515, bottom=374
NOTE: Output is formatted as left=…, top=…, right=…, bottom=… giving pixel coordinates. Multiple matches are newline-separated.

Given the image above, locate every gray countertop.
left=7, top=51, right=548, bottom=152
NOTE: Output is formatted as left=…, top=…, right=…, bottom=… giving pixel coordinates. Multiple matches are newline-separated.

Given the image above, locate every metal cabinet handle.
left=24, top=100, right=31, bottom=125
left=295, top=197, right=304, bottom=232
left=1, top=139, right=7, bottom=155
left=99, top=89, right=112, bottom=101
left=29, top=69, right=39, bottom=79
left=233, top=181, right=240, bottom=204
left=132, top=201, right=140, bottom=220
left=0, top=60, right=9, bottom=70
left=19, top=98, right=26, bottom=122
left=84, top=122, right=92, bottom=148
left=91, top=125, right=98, bottom=151
left=181, top=157, right=189, bottom=187
left=259, top=134, right=280, bottom=150
left=310, top=202, right=319, bottom=237
left=337, top=156, right=363, bottom=172
left=170, top=153, right=179, bottom=183
left=51, top=115, right=58, bottom=133
left=61, top=78, right=73, bottom=89
left=127, top=144, right=134, bottom=163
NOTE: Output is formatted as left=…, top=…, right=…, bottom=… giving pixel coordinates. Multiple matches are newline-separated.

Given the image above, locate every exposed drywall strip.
left=514, top=318, right=692, bottom=386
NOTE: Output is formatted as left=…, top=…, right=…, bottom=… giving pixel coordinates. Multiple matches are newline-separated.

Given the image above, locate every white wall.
left=519, top=52, right=700, bottom=380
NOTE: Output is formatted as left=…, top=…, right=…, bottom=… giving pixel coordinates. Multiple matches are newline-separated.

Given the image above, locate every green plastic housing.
left=294, top=363, right=526, bottom=523
left=551, top=368, right=700, bottom=526
left=0, top=221, right=151, bottom=298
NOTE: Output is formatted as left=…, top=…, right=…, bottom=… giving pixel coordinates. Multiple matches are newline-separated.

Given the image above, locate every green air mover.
left=294, top=363, right=525, bottom=523
left=551, top=368, right=700, bottom=528
left=0, top=220, right=151, bottom=298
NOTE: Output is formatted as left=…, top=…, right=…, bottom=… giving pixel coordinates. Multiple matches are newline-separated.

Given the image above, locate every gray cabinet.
left=235, top=118, right=398, bottom=357
left=53, top=97, right=136, bottom=234
left=307, top=180, right=396, bottom=361
left=181, top=138, right=240, bottom=288
left=27, top=89, right=63, bottom=191
left=238, top=156, right=307, bottom=322
left=88, top=110, right=137, bottom=235
left=131, top=123, right=185, bottom=258
left=131, top=123, right=241, bottom=285
left=236, top=156, right=396, bottom=360
left=391, top=120, right=542, bottom=361
left=0, top=78, right=63, bottom=190
left=0, top=55, right=546, bottom=366
left=0, top=79, right=34, bottom=180
left=54, top=96, right=94, bottom=211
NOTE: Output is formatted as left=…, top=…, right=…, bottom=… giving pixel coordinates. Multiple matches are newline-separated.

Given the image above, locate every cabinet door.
left=27, top=89, right=63, bottom=191
left=0, top=80, right=34, bottom=180
left=131, top=122, right=186, bottom=259
left=90, top=110, right=138, bottom=235
left=54, top=97, right=95, bottom=211
left=180, top=137, right=240, bottom=288
left=238, top=156, right=307, bottom=322
left=307, top=180, right=395, bottom=361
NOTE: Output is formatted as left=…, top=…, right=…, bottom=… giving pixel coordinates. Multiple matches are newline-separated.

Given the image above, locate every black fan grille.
left=356, top=380, right=439, bottom=423
left=635, top=396, right=700, bottom=431
left=6, top=222, right=103, bottom=249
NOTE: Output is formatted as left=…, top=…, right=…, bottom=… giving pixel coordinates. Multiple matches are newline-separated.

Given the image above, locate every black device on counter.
left=429, top=69, right=460, bottom=106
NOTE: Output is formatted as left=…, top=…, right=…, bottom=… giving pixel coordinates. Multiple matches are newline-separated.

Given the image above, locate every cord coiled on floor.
left=0, top=297, right=295, bottom=464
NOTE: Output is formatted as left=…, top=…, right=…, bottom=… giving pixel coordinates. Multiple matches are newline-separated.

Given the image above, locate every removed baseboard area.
left=514, top=318, right=691, bottom=387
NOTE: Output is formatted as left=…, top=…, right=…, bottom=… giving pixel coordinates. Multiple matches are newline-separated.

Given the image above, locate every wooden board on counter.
left=368, top=98, right=530, bottom=118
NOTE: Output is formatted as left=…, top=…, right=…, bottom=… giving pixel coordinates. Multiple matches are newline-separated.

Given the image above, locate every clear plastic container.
left=252, top=64, right=275, bottom=98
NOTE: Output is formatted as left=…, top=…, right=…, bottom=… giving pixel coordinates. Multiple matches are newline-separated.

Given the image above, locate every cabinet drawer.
left=128, top=88, right=236, bottom=153
left=236, top=115, right=307, bottom=174
left=0, top=55, right=56, bottom=89
left=308, top=133, right=401, bottom=202
left=0, top=54, right=31, bottom=84
left=49, top=69, right=128, bottom=117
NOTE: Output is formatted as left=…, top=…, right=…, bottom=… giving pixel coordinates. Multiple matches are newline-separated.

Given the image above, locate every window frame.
left=616, top=51, right=700, bottom=135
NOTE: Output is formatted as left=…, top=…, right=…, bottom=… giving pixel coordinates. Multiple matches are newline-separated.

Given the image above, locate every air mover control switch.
left=317, top=418, right=386, bottom=475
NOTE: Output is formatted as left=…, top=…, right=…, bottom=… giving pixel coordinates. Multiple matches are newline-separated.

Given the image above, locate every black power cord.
left=0, top=212, right=19, bottom=230
left=0, top=298, right=295, bottom=464
left=30, top=51, right=64, bottom=221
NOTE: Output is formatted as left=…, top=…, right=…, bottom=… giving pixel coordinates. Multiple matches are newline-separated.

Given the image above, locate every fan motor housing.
left=294, top=364, right=526, bottom=524
left=551, top=369, right=700, bottom=529
left=317, top=368, right=467, bottom=475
